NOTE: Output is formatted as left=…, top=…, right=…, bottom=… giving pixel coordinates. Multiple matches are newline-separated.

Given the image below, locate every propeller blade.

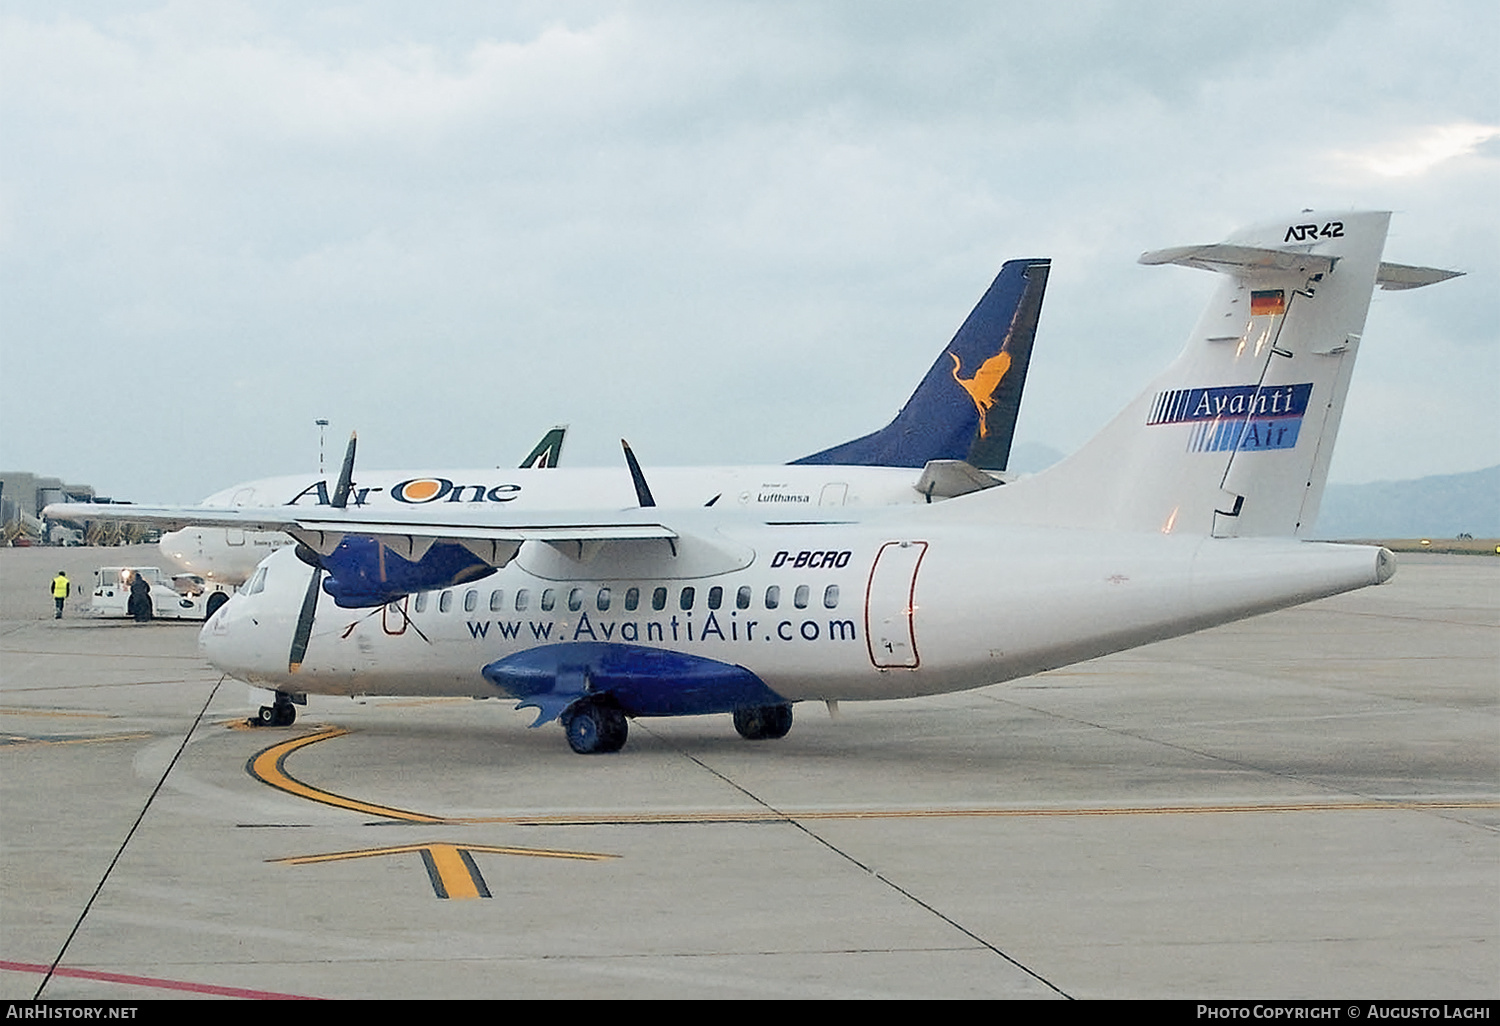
left=291, top=432, right=354, bottom=671
left=330, top=432, right=358, bottom=509
left=621, top=439, right=656, bottom=508
left=288, top=563, right=323, bottom=673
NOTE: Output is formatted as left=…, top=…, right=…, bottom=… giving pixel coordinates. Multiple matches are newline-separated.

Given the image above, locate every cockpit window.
left=244, top=567, right=267, bottom=595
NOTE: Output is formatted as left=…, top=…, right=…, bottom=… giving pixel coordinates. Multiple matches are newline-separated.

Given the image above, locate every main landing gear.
left=733, top=703, right=793, bottom=741
left=557, top=699, right=795, bottom=754
left=561, top=697, right=629, bottom=754
left=251, top=691, right=302, bottom=728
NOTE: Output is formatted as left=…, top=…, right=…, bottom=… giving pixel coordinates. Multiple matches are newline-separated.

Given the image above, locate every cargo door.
left=864, top=540, right=927, bottom=668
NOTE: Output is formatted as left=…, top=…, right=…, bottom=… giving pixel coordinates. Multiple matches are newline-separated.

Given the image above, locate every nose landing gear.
left=251, top=691, right=303, bottom=728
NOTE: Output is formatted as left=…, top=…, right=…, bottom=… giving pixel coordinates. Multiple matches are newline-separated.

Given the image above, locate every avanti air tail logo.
left=949, top=349, right=1012, bottom=437
left=1148, top=383, right=1313, bottom=453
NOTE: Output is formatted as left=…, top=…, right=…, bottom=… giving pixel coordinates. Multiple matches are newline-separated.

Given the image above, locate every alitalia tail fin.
left=978, top=211, right=1460, bottom=536
left=793, top=258, right=1050, bottom=471
left=519, top=426, right=567, bottom=469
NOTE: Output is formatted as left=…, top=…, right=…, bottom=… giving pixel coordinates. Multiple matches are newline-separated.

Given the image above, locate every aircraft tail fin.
left=519, top=426, right=567, bottom=469
left=791, top=258, right=1049, bottom=470
left=977, top=211, right=1460, bottom=537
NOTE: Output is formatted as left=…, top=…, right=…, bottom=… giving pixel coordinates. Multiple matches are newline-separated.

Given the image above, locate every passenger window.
left=439, top=591, right=453, bottom=613
left=490, top=589, right=505, bottom=612
left=597, top=588, right=611, bottom=611
left=765, top=585, right=780, bottom=609
left=652, top=587, right=667, bottom=611
left=624, top=587, right=640, bottom=611
left=794, top=585, right=809, bottom=609
left=823, top=584, right=840, bottom=609
left=541, top=589, right=556, bottom=612
left=707, top=586, right=722, bottom=609
left=736, top=585, right=751, bottom=609
left=680, top=586, right=695, bottom=611
left=568, top=588, right=584, bottom=612
left=464, top=589, right=478, bottom=612
left=515, top=589, right=530, bottom=611
left=414, top=591, right=428, bottom=613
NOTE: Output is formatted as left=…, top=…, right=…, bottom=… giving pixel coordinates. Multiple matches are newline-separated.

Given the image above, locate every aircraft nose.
left=196, top=562, right=291, bottom=683
left=197, top=594, right=239, bottom=668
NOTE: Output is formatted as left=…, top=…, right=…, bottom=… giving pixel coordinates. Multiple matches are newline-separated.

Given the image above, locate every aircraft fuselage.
left=204, top=518, right=1392, bottom=712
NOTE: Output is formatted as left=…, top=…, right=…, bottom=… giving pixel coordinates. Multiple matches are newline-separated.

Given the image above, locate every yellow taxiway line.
left=271, top=841, right=617, bottom=899
left=247, top=726, right=1500, bottom=826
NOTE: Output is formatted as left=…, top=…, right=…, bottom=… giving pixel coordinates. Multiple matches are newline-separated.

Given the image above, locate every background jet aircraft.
left=156, top=425, right=571, bottom=599
left=49, top=212, right=1460, bottom=749
left=143, top=258, right=1050, bottom=585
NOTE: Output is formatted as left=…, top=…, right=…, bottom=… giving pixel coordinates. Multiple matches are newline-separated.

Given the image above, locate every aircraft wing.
left=43, top=501, right=676, bottom=563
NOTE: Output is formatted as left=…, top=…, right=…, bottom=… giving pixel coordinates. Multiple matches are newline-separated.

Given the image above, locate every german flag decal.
left=1250, top=289, right=1286, bottom=316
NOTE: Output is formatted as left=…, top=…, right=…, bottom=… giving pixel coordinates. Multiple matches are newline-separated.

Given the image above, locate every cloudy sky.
left=2, top=1, right=1496, bottom=501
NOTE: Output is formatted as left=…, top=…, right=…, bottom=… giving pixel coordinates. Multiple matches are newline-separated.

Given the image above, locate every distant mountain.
left=1005, top=442, right=1067, bottom=475
left=1005, top=448, right=1496, bottom=538
left=1313, top=465, right=1499, bottom=539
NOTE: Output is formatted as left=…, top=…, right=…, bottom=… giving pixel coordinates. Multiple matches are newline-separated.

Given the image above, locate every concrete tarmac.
left=1, top=544, right=1495, bottom=1000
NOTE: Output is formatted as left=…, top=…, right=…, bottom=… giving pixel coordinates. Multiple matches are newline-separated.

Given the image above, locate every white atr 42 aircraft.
left=50, top=211, right=1460, bottom=752
left=151, top=258, right=1052, bottom=592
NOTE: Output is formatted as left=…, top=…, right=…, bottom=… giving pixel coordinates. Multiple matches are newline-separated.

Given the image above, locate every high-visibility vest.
left=52, top=576, right=69, bottom=598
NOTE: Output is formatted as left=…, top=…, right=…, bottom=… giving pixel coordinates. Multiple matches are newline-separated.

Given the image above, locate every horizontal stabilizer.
left=1374, top=261, right=1464, bottom=291
left=913, top=460, right=1002, bottom=499
left=1138, top=243, right=1335, bottom=277
left=1139, top=245, right=1463, bottom=292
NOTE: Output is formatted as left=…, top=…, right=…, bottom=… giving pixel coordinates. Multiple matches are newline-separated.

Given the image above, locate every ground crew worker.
left=51, top=571, right=70, bottom=619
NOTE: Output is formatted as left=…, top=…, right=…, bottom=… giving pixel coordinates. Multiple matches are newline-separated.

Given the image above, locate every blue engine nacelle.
left=483, top=643, right=789, bottom=726
left=314, top=536, right=495, bottom=607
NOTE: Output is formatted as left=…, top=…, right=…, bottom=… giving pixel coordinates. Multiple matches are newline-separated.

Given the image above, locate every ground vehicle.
left=90, top=566, right=235, bottom=620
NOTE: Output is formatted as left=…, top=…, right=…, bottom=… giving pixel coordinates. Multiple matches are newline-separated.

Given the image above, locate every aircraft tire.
left=254, top=703, right=296, bottom=727
left=563, top=699, right=627, bottom=754
left=733, top=703, right=793, bottom=741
